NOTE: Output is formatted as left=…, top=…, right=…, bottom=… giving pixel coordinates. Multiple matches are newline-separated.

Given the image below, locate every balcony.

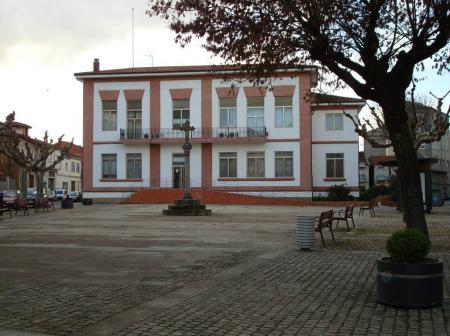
left=119, top=127, right=268, bottom=144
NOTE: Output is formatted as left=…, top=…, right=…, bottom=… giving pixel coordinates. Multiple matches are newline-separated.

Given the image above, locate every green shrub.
left=327, top=184, right=351, bottom=201
left=386, top=229, right=430, bottom=263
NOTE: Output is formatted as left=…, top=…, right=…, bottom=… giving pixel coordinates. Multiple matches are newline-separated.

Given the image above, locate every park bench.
left=35, top=197, right=54, bottom=212
left=315, top=210, right=335, bottom=247
left=359, top=198, right=376, bottom=217
left=15, top=198, right=33, bottom=216
left=333, top=204, right=355, bottom=231
left=0, top=195, right=12, bottom=219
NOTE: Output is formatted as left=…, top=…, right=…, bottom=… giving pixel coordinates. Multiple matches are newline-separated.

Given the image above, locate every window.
left=219, top=152, right=237, bottom=177
left=102, top=154, right=117, bottom=178
left=102, top=100, right=117, bottom=131
left=247, top=151, right=265, bottom=177
left=275, top=97, right=293, bottom=128
left=325, top=113, right=343, bottom=131
left=377, top=166, right=385, bottom=182
left=127, top=100, right=142, bottom=139
left=126, top=153, right=142, bottom=179
left=71, top=181, right=76, bottom=192
left=173, top=99, right=190, bottom=128
left=326, top=153, right=344, bottom=178
left=219, top=98, right=237, bottom=128
left=247, top=97, right=265, bottom=136
left=65, top=162, right=68, bottom=171
left=76, top=163, right=80, bottom=173
left=71, top=162, right=75, bottom=173
left=275, top=151, right=293, bottom=177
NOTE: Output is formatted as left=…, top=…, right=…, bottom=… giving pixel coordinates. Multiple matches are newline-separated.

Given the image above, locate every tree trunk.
left=35, top=172, right=44, bottom=198
left=382, top=99, right=428, bottom=237
left=19, top=167, right=28, bottom=199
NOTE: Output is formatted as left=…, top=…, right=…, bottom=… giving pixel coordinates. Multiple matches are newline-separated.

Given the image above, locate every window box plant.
left=377, top=229, right=443, bottom=308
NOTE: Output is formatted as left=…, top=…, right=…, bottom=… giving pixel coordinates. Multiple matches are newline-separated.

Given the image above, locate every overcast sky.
left=0, top=0, right=448, bottom=145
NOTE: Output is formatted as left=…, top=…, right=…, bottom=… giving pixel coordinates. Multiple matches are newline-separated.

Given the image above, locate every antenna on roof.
left=145, top=53, right=154, bottom=66
left=131, top=7, right=135, bottom=68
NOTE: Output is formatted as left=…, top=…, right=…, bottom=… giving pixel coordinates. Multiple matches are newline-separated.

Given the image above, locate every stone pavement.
left=0, top=203, right=449, bottom=335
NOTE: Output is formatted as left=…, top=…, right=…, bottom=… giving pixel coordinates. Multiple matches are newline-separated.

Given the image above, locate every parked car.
left=27, top=188, right=37, bottom=206
left=68, top=191, right=82, bottom=202
left=55, top=189, right=67, bottom=200
left=46, top=190, right=56, bottom=201
left=1, top=190, right=20, bottom=208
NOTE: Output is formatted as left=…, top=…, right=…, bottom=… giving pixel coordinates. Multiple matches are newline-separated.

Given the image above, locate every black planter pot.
left=377, top=257, right=443, bottom=308
left=61, top=199, right=74, bottom=209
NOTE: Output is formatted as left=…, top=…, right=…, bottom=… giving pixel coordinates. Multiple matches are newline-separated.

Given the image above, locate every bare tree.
left=148, top=0, right=450, bottom=236
left=0, top=112, right=73, bottom=198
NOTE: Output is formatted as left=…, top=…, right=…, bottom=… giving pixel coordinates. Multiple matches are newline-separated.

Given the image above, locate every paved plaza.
left=0, top=203, right=449, bottom=335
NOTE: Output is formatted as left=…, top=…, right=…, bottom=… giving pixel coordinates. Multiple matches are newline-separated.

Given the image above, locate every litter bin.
left=296, top=216, right=315, bottom=250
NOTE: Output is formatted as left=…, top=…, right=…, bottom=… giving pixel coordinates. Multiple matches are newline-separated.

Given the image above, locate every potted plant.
left=377, top=229, right=443, bottom=308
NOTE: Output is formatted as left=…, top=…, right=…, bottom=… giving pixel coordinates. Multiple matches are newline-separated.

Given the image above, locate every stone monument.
left=163, top=121, right=211, bottom=215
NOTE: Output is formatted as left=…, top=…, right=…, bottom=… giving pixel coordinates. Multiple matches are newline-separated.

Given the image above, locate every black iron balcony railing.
left=120, top=127, right=267, bottom=140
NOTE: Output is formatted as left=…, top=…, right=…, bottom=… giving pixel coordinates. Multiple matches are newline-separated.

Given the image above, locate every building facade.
left=75, top=61, right=364, bottom=200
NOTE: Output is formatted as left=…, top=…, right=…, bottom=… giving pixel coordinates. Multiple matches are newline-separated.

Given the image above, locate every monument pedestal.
left=163, top=193, right=212, bottom=216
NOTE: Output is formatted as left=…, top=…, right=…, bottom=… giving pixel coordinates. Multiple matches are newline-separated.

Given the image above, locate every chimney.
left=93, top=58, right=100, bottom=72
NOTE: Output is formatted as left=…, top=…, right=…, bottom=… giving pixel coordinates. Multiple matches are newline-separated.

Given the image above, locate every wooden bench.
left=15, top=198, right=33, bottom=216
left=35, top=198, right=54, bottom=212
left=0, top=205, right=12, bottom=219
left=359, top=199, right=376, bottom=217
left=0, top=194, right=13, bottom=219
left=315, top=210, right=335, bottom=247
left=333, top=204, right=355, bottom=231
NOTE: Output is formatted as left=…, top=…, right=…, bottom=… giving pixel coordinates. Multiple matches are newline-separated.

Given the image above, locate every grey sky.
left=0, top=1, right=448, bottom=146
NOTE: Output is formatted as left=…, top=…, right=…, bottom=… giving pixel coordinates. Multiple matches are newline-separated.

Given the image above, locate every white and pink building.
left=75, top=60, right=365, bottom=201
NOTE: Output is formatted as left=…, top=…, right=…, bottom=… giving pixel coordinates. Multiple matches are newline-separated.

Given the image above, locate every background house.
left=363, top=104, right=450, bottom=196
left=0, top=121, right=83, bottom=194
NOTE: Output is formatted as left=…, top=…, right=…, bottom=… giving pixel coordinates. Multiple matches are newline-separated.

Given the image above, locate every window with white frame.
left=102, top=154, right=117, bottom=178
left=219, top=152, right=237, bottom=177
left=102, top=100, right=117, bottom=131
left=71, top=162, right=75, bottom=173
left=247, top=97, right=264, bottom=136
left=325, top=113, right=343, bottom=131
left=76, top=162, right=80, bottom=173
left=326, top=153, right=344, bottom=178
left=275, top=97, right=293, bottom=128
left=126, top=153, right=142, bottom=179
left=219, top=98, right=237, bottom=128
left=275, top=151, right=293, bottom=177
left=173, top=99, right=190, bottom=128
left=127, top=100, right=142, bottom=139
left=247, top=151, right=265, bottom=177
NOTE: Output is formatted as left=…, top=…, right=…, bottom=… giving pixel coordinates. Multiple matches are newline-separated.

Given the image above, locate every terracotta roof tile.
left=311, top=92, right=365, bottom=105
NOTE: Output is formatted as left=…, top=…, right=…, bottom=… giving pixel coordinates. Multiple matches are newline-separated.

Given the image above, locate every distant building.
left=363, top=104, right=450, bottom=195
left=0, top=121, right=83, bottom=193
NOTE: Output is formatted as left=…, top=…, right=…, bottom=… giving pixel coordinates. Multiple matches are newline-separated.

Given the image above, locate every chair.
left=315, top=210, right=335, bottom=247
left=333, top=204, right=355, bottom=231
left=359, top=199, right=375, bottom=217
left=15, top=198, right=32, bottom=216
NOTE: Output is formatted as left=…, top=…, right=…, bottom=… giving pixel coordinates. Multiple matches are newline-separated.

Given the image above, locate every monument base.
left=163, top=193, right=212, bottom=216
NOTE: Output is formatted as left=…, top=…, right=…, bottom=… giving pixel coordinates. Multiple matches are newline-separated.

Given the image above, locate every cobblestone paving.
left=116, top=251, right=450, bottom=336
left=0, top=251, right=255, bottom=336
left=0, top=204, right=449, bottom=335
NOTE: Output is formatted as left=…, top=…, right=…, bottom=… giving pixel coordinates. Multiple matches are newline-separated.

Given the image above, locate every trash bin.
left=296, top=216, right=315, bottom=250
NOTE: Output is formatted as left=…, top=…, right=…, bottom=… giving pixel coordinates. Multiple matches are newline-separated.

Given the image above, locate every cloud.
left=0, top=0, right=163, bottom=63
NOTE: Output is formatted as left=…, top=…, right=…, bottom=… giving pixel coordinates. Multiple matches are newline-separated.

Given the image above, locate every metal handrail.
left=119, top=127, right=267, bottom=140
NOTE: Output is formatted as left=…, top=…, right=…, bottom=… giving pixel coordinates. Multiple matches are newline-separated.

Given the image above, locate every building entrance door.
left=172, top=154, right=185, bottom=189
